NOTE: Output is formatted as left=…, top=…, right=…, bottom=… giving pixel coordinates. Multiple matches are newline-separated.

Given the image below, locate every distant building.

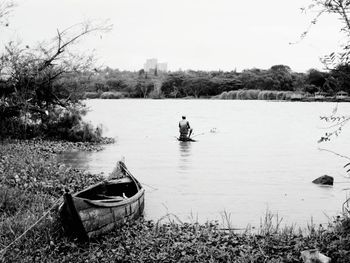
left=144, top=58, right=168, bottom=72
left=157, top=62, right=167, bottom=72
left=144, top=58, right=158, bottom=72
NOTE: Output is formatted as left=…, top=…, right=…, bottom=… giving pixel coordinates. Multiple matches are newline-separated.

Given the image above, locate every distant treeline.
left=60, top=64, right=350, bottom=100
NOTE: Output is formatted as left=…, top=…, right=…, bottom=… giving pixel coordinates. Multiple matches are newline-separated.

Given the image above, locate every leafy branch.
left=318, top=103, right=350, bottom=142
left=298, top=0, right=350, bottom=69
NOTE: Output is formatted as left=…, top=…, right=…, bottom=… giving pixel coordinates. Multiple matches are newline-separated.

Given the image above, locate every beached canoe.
left=59, top=161, right=145, bottom=240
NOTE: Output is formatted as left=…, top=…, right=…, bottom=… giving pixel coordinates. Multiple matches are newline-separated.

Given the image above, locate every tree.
left=210, top=76, right=242, bottom=93
left=2, top=22, right=111, bottom=105
left=268, top=65, right=294, bottom=91
left=329, top=63, right=350, bottom=93
left=306, top=69, right=328, bottom=88
left=0, top=2, right=112, bottom=139
left=182, top=77, right=210, bottom=98
left=135, top=71, right=154, bottom=98
left=161, top=72, right=186, bottom=97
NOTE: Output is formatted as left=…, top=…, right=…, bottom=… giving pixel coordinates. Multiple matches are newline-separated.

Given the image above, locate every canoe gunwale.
left=73, top=177, right=133, bottom=198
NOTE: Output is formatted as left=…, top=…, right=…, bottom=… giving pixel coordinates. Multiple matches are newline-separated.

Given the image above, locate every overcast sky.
left=1, top=0, right=346, bottom=72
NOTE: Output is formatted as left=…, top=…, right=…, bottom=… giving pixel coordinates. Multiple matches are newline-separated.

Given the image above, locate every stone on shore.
left=312, top=175, right=334, bottom=186
left=301, top=249, right=331, bottom=263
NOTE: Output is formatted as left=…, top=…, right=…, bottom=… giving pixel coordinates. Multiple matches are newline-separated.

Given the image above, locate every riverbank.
left=1, top=140, right=350, bottom=262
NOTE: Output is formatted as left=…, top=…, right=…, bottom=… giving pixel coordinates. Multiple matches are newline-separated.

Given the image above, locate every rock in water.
left=312, top=175, right=334, bottom=186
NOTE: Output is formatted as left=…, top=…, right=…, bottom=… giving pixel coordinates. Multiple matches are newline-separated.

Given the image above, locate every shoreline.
left=1, top=139, right=349, bottom=262
left=81, top=90, right=350, bottom=102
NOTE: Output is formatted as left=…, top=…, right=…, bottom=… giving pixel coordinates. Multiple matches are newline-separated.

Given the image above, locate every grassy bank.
left=1, top=140, right=350, bottom=262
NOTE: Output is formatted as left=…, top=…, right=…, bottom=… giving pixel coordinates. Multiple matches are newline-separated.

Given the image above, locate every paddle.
left=188, top=128, right=193, bottom=138
left=191, top=132, right=205, bottom=138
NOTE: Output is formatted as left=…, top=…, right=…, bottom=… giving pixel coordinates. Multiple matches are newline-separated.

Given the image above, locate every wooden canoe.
left=59, top=161, right=145, bottom=240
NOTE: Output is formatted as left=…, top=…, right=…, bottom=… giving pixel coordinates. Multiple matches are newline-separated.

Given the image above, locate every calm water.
left=59, top=99, right=350, bottom=228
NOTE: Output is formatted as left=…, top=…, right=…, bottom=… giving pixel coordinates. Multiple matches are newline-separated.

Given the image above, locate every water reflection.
left=178, top=141, right=192, bottom=172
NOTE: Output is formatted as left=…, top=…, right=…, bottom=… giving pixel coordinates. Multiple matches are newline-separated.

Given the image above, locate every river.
left=58, top=99, right=350, bottom=229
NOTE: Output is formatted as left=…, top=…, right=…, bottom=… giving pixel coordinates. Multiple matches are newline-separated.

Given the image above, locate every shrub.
left=258, top=90, right=277, bottom=100
left=0, top=99, right=105, bottom=142
left=276, top=91, right=286, bottom=100
left=44, top=105, right=103, bottom=142
left=100, top=91, right=124, bottom=99
left=244, top=90, right=260, bottom=100
left=218, top=91, right=228, bottom=99
left=236, top=90, right=245, bottom=99
left=227, top=90, right=238, bottom=99
left=239, top=89, right=260, bottom=100
left=148, top=90, right=164, bottom=99
left=84, top=92, right=100, bottom=99
left=67, top=122, right=103, bottom=142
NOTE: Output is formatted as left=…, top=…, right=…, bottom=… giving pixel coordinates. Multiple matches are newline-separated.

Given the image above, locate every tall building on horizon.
left=144, top=58, right=158, bottom=72
left=157, top=62, right=167, bottom=72
left=144, top=58, right=167, bottom=72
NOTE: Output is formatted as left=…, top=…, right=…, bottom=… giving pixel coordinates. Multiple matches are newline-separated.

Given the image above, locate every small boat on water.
left=59, top=161, right=145, bottom=240
left=177, top=137, right=196, bottom=142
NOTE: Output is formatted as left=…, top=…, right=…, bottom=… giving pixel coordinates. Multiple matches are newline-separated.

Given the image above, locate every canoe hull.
left=59, top=162, right=145, bottom=240
left=60, top=189, right=145, bottom=239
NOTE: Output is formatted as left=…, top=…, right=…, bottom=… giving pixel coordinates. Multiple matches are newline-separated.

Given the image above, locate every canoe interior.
left=75, top=178, right=138, bottom=201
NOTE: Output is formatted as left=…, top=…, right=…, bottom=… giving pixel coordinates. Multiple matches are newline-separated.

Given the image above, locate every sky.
left=1, top=0, right=346, bottom=72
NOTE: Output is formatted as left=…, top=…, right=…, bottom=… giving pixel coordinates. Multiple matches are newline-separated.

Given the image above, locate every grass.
left=1, top=140, right=350, bottom=262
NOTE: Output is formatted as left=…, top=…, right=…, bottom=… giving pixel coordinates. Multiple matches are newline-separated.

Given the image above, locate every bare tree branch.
left=37, top=20, right=112, bottom=72
left=0, top=0, right=15, bottom=27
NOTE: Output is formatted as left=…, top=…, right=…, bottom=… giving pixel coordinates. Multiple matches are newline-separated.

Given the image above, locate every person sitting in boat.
left=179, top=116, right=192, bottom=140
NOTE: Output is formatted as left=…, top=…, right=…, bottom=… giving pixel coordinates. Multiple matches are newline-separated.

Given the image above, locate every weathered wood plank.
left=83, top=210, right=115, bottom=232
left=79, top=207, right=111, bottom=222
left=88, top=222, right=116, bottom=239
left=72, top=197, right=91, bottom=211
left=112, top=206, right=127, bottom=220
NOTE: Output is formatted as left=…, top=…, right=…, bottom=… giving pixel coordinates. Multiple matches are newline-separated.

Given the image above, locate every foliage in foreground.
left=2, top=215, right=350, bottom=262
left=0, top=140, right=105, bottom=261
